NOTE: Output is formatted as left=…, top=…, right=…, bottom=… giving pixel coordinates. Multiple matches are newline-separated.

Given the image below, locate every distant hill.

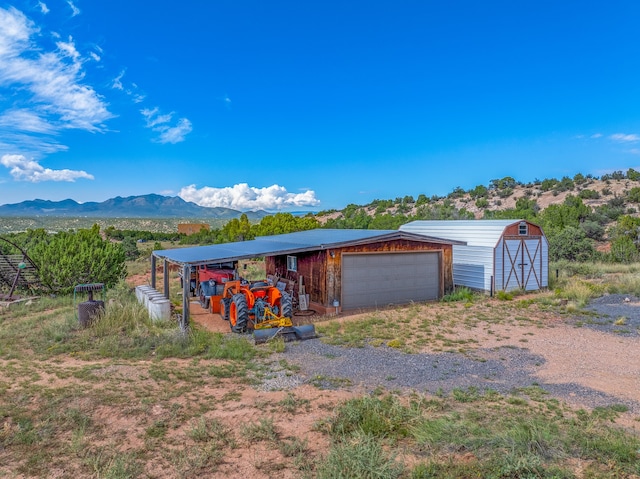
left=0, top=194, right=268, bottom=220
left=316, top=172, right=640, bottom=230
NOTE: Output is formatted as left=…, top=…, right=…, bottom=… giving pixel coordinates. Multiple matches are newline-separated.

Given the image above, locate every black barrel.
left=78, top=300, right=104, bottom=327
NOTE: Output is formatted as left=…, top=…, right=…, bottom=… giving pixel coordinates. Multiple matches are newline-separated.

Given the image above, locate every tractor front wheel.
left=220, top=297, right=231, bottom=321
left=280, top=292, right=293, bottom=319
left=229, top=293, right=249, bottom=333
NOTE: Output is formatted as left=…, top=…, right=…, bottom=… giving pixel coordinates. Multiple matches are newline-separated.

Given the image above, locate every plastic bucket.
left=149, top=298, right=171, bottom=321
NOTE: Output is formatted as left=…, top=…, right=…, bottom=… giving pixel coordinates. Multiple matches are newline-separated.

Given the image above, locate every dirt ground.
left=2, top=290, right=639, bottom=478
left=188, top=297, right=640, bottom=434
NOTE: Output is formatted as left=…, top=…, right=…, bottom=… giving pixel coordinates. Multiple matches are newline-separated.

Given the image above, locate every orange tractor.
left=218, top=280, right=316, bottom=344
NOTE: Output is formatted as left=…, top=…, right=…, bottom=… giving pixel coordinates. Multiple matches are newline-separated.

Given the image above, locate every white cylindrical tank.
left=149, top=298, right=171, bottom=321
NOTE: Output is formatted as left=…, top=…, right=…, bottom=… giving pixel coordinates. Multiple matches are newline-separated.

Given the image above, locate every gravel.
left=579, top=293, right=640, bottom=337
left=257, top=294, right=640, bottom=415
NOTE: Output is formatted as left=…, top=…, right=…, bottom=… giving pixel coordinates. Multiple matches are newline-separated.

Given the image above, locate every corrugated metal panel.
left=400, top=220, right=523, bottom=247
left=495, top=238, right=504, bottom=290
left=257, top=229, right=462, bottom=247
left=152, top=238, right=309, bottom=266
left=451, top=244, right=494, bottom=291
left=342, top=252, right=440, bottom=309
left=541, top=237, right=549, bottom=288
left=153, top=229, right=460, bottom=266
left=401, top=220, right=549, bottom=293
left=259, top=229, right=394, bottom=244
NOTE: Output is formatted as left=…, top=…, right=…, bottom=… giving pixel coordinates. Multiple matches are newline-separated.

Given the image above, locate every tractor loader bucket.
left=253, top=324, right=317, bottom=344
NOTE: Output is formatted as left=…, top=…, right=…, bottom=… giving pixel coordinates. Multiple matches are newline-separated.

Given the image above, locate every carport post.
left=180, top=264, right=190, bottom=333
left=150, top=255, right=156, bottom=289
left=163, top=259, right=170, bottom=299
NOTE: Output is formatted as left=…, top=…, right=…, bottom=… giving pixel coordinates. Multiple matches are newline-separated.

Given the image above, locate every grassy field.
left=0, top=263, right=639, bottom=478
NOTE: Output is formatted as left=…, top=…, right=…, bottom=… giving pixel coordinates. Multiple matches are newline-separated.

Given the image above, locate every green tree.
left=627, top=187, right=640, bottom=203
left=251, top=213, right=319, bottom=237
left=610, top=236, right=640, bottom=263
left=489, top=176, right=517, bottom=191
left=221, top=213, right=253, bottom=242
left=415, top=194, right=429, bottom=206
left=540, top=178, right=558, bottom=191
left=627, top=168, right=640, bottom=181
left=469, top=184, right=488, bottom=199
left=578, top=189, right=600, bottom=200
left=447, top=186, right=466, bottom=199
left=30, top=225, right=126, bottom=293
left=121, top=236, right=141, bottom=260
left=548, top=227, right=595, bottom=262
left=539, top=196, right=590, bottom=234
left=475, top=198, right=489, bottom=209
left=573, top=172, right=586, bottom=184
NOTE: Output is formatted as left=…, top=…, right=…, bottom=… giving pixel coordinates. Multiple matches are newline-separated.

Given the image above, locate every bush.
left=548, top=227, right=595, bottom=262
left=442, top=287, right=474, bottom=302
left=475, top=198, right=489, bottom=208
left=578, top=189, right=600, bottom=200
left=30, top=225, right=126, bottom=293
left=609, top=236, right=640, bottom=263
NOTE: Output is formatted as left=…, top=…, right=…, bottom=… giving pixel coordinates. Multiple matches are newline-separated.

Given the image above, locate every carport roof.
left=152, top=228, right=464, bottom=266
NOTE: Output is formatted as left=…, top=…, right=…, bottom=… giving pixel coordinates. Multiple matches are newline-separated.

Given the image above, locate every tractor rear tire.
left=220, top=297, right=231, bottom=321
left=280, top=292, right=293, bottom=319
left=198, top=285, right=210, bottom=310
left=229, top=293, right=249, bottom=333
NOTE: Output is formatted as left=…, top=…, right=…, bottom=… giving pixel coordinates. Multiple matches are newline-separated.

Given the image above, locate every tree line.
left=3, top=170, right=640, bottom=295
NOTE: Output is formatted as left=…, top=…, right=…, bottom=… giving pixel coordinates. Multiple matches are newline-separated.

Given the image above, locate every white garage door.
left=342, top=252, right=440, bottom=310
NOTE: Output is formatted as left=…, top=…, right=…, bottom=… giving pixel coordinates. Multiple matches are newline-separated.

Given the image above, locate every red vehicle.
left=195, top=263, right=236, bottom=309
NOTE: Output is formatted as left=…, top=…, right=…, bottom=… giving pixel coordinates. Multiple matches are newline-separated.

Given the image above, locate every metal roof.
left=400, top=220, right=536, bottom=248
left=153, top=228, right=464, bottom=266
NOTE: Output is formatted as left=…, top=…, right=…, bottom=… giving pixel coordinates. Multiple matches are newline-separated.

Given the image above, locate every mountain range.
left=0, top=194, right=268, bottom=220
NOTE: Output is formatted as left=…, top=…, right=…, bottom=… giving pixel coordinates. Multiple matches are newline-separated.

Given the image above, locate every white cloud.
left=141, top=107, right=192, bottom=144
left=37, top=2, right=49, bottom=14
left=609, top=133, right=640, bottom=143
left=0, top=7, right=113, bottom=133
left=0, top=6, right=112, bottom=185
left=56, top=36, right=80, bottom=61
left=158, top=118, right=192, bottom=144
left=179, top=183, right=320, bottom=210
left=0, top=154, right=93, bottom=182
left=0, top=109, right=55, bottom=133
left=112, top=70, right=125, bottom=90
left=591, top=133, right=602, bottom=139
left=66, top=0, right=80, bottom=17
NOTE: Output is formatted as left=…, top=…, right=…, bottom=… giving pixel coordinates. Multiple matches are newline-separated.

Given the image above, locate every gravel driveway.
left=581, top=293, right=640, bottom=337
left=261, top=294, right=640, bottom=415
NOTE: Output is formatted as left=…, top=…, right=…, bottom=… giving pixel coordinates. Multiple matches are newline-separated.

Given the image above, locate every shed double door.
left=341, top=252, right=440, bottom=310
left=501, top=238, right=542, bottom=291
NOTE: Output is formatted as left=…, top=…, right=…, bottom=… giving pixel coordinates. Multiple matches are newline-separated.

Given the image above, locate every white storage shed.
left=400, top=220, right=549, bottom=293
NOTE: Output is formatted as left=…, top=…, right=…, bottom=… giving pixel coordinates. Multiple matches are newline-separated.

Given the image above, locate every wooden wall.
left=265, top=239, right=453, bottom=310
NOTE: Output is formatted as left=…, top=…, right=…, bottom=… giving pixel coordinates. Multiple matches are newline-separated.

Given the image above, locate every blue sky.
left=1, top=1, right=640, bottom=211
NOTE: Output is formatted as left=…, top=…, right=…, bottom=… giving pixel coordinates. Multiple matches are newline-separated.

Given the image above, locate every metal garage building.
left=400, top=220, right=549, bottom=293
left=151, top=229, right=462, bottom=327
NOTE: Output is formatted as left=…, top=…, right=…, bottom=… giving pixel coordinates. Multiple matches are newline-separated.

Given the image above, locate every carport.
left=151, top=229, right=462, bottom=330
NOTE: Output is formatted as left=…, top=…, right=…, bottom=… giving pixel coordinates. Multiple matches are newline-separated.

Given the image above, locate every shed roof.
left=153, top=228, right=463, bottom=266
left=400, top=220, right=537, bottom=248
